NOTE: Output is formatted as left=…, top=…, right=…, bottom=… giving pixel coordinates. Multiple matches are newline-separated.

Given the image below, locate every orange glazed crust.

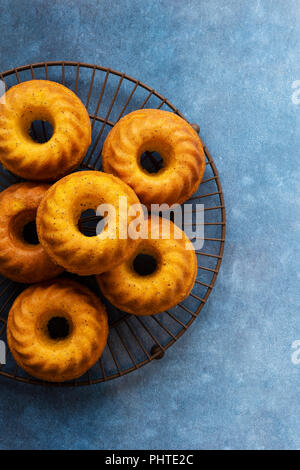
left=0, top=182, right=63, bottom=283
left=37, top=171, right=144, bottom=276
left=0, top=80, right=91, bottom=180
left=97, top=216, right=197, bottom=316
left=7, top=279, right=109, bottom=382
left=102, top=109, right=205, bottom=208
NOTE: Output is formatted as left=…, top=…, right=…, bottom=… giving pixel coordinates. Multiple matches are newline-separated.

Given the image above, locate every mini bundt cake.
left=102, top=109, right=205, bottom=208
left=0, top=183, right=63, bottom=283
left=37, top=171, right=144, bottom=276
left=7, top=279, right=109, bottom=382
left=0, top=80, right=91, bottom=180
left=97, top=216, right=197, bottom=315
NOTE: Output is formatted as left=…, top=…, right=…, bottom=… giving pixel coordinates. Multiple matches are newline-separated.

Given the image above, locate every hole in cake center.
left=78, top=209, right=104, bottom=237
left=133, top=254, right=157, bottom=276
left=29, top=120, right=54, bottom=143
left=47, top=317, right=70, bottom=340
left=140, top=151, right=164, bottom=174
left=23, top=221, right=39, bottom=245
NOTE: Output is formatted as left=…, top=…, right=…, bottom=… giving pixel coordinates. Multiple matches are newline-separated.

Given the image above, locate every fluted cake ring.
left=0, top=80, right=91, bottom=181
left=102, top=109, right=206, bottom=208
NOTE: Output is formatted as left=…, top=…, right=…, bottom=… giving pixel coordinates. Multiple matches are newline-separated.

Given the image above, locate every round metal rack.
left=0, top=61, right=225, bottom=386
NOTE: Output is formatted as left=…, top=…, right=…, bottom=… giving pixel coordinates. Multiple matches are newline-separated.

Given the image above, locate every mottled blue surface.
left=0, top=0, right=299, bottom=450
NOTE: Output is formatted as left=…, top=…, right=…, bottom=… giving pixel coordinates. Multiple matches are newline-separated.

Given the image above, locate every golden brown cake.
left=96, top=216, right=197, bottom=315
left=7, top=279, right=109, bottom=382
left=0, top=80, right=91, bottom=180
left=102, top=109, right=206, bottom=208
left=0, top=183, right=63, bottom=283
left=37, top=170, right=144, bottom=276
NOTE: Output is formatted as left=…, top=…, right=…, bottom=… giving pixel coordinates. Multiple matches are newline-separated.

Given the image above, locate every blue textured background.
left=0, top=0, right=299, bottom=450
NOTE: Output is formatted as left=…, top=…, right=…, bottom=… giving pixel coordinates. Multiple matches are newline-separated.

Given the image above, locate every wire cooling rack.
left=0, top=61, right=225, bottom=386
